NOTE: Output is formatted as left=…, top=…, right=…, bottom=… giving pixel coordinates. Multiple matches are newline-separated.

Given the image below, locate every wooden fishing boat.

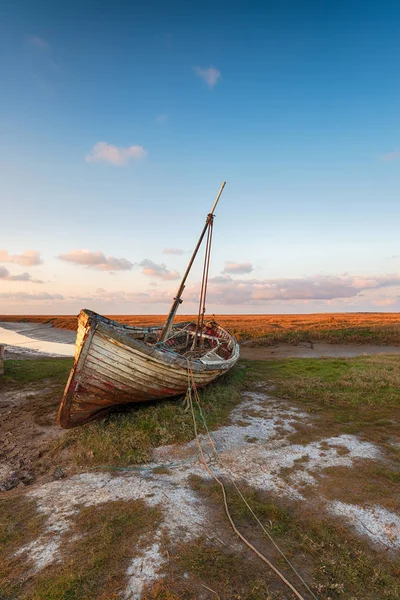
left=58, top=182, right=240, bottom=428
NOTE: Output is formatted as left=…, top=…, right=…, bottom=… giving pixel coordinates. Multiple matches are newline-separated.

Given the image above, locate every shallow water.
left=0, top=324, right=75, bottom=357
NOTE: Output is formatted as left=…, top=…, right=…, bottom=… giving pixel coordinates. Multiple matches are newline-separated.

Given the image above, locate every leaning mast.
left=159, top=182, right=226, bottom=342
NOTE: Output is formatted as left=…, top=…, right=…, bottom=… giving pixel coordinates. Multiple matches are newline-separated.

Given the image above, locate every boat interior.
left=84, top=312, right=235, bottom=362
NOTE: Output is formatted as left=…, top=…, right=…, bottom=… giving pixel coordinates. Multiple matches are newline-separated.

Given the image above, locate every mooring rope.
left=189, top=371, right=318, bottom=600
left=186, top=365, right=317, bottom=600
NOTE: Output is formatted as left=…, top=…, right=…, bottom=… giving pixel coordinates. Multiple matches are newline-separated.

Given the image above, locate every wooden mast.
left=159, top=182, right=226, bottom=342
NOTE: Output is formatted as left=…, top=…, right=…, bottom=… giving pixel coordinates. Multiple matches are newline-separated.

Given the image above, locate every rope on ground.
left=185, top=365, right=316, bottom=600
left=189, top=369, right=319, bottom=600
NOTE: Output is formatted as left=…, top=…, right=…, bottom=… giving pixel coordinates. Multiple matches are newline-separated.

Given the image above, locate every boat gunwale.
left=86, top=310, right=240, bottom=372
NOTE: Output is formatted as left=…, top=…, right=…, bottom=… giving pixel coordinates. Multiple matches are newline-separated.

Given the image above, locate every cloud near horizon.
left=194, top=273, right=400, bottom=305
left=65, top=272, right=400, bottom=307
left=194, top=66, right=221, bottom=87
left=2, top=272, right=400, bottom=311
left=58, top=250, right=134, bottom=272
left=223, top=261, right=254, bottom=275
left=0, top=266, right=44, bottom=283
left=0, top=249, right=42, bottom=266
left=0, top=292, right=63, bottom=301
left=85, top=142, right=147, bottom=165
left=163, top=248, right=185, bottom=255
left=69, top=289, right=172, bottom=305
left=140, top=259, right=180, bottom=280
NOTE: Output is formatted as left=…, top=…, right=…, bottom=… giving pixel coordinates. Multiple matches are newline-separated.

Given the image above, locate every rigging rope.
left=194, top=216, right=214, bottom=348
left=186, top=365, right=317, bottom=600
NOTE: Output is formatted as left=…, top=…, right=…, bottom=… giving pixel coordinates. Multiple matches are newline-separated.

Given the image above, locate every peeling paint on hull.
left=58, top=310, right=240, bottom=428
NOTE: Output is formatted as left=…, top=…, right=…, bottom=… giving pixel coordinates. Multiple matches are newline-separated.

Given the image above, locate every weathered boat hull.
left=58, top=310, right=240, bottom=428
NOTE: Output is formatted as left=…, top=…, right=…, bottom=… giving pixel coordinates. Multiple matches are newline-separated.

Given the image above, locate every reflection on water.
left=0, top=326, right=75, bottom=357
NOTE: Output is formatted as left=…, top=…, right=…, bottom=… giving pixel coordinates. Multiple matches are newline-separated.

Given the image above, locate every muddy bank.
left=0, top=378, right=66, bottom=491
left=241, top=341, right=400, bottom=360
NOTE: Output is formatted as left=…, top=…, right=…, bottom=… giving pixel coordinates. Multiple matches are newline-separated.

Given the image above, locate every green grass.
left=1, top=498, right=160, bottom=600
left=55, top=365, right=248, bottom=467
left=245, top=354, right=400, bottom=490
left=0, top=358, right=73, bottom=386
left=246, top=354, right=400, bottom=409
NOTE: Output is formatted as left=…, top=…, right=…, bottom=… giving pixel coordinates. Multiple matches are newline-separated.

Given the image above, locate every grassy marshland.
left=1, top=353, right=400, bottom=599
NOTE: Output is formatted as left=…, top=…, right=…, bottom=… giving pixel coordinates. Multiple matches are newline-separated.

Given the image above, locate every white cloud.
left=0, top=249, right=42, bottom=266
left=155, top=113, right=168, bottom=124
left=223, top=261, right=254, bottom=275
left=181, top=273, right=400, bottom=306
left=58, top=250, right=134, bottom=272
left=140, top=259, right=180, bottom=280
left=0, top=266, right=43, bottom=283
left=71, top=288, right=172, bottom=305
left=85, top=142, right=147, bottom=166
left=194, top=66, right=221, bottom=88
left=28, top=36, right=49, bottom=49
left=77, top=272, right=400, bottom=309
left=0, top=292, right=63, bottom=301
left=371, top=297, right=398, bottom=307
left=163, top=248, right=184, bottom=255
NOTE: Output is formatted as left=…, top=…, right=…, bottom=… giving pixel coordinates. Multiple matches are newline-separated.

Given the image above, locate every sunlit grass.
left=0, top=358, right=73, bottom=386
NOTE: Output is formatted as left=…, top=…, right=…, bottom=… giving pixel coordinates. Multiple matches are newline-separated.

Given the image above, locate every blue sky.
left=1, top=0, right=400, bottom=314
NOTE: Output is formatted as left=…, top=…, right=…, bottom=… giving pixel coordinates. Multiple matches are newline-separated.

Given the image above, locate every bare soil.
left=0, top=379, right=65, bottom=491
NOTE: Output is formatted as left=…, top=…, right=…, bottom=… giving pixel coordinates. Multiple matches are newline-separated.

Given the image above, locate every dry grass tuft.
left=185, top=478, right=400, bottom=599
left=144, top=537, right=284, bottom=600
left=0, top=496, right=46, bottom=598
left=1, top=498, right=161, bottom=600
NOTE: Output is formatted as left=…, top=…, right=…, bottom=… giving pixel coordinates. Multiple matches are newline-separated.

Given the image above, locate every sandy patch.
left=125, top=541, right=166, bottom=599
left=19, top=469, right=209, bottom=595
left=330, top=501, right=400, bottom=549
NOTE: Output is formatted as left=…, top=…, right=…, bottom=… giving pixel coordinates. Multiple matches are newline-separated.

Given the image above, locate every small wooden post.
left=0, top=345, right=4, bottom=376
